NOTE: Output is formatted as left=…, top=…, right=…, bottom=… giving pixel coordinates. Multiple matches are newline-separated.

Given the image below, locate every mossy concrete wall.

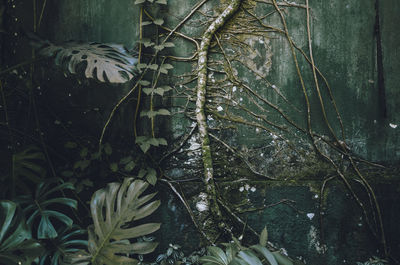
left=4, top=0, right=399, bottom=264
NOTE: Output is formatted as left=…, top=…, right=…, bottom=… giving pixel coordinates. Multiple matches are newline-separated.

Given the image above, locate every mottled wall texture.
left=3, top=0, right=399, bottom=264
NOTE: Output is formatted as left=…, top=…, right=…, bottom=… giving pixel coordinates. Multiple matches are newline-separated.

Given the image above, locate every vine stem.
left=195, top=0, right=241, bottom=227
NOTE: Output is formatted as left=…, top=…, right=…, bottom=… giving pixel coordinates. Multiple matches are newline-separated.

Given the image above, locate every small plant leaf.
left=156, top=0, right=168, bottom=4
left=139, top=80, right=151, bottom=86
left=146, top=168, right=157, bottom=185
left=104, top=143, right=112, bottom=155
left=259, top=226, right=268, bottom=247
left=163, top=42, right=175, bottom=47
left=134, top=0, right=146, bottom=4
left=110, top=163, right=118, bottom=172
left=153, top=19, right=164, bottom=25
left=124, top=161, right=136, bottom=172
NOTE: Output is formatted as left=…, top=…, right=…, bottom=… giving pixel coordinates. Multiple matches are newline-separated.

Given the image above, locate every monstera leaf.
left=65, top=178, right=160, bottom=265
left=18, top=178, right=77, bottom=239
left=35, top=38, right=138, bottom=83
left=0, top=201, right=44, bottom=265
left=39, top=225, right=88, bottom=265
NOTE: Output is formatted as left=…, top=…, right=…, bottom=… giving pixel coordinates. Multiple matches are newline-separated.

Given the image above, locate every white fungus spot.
left=196, top=201, right=209, bottom=212
left=307, top=213, right=315, bottom=220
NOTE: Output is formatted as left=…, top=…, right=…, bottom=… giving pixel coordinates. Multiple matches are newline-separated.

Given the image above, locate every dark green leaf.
left=110, top=163, right=118, bottom=172
left=153, top=19, right=164, bottom=25
left=124, top=161, right=136, bottom=172
left=259, top=226, right=268, bottom=247
left=146, top=168, right=157, bottom=185
left=139, top=80, right=151, bottom=86
left=250, top=245, right=277, bottom=265
left=163, top=42, right=175, bottom=47
left=104, top=143, right=112, bottom=155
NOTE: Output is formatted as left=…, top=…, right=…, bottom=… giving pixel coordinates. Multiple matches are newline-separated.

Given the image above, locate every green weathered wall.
left=6, top=0, right=399, bottom=264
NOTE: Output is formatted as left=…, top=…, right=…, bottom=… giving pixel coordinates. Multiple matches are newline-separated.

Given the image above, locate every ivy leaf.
left=154, top=44, right=165, bottom=51
left=157, top=109, right=171, bottom=116
left=259, top=226, right=268, bottom=247
left=146, top=168, right=157, bottom=185
left=160, top=63, right=174, bottom=74
left=139, top=80, right=151, bottom=86
left=148, top=64, right=159, bottom=70
left=80, top=148, right=88, bottom=158
left=137, top=63, right=147, bottom=71
left=153, top=19, right=164, bottom=26
left=120, top=156, right=133, bottom=165
left=110, top=163, right=118, bottom=172
left=139, top=38, right=154, bottom=47
left=143, top=87, right=154, bottom=95
left=140, top=110, right=157, bottom=118
left=157, top=138, right=168, bottom=146
left=136, top=136, right=151, bottom=153
left=138, top=169, right=147, bottom=179
left=163, top=42, right=175, bottom=47
left=124, top=161, right=136, bottom=172
left=104, top=143, right=112, bottom=155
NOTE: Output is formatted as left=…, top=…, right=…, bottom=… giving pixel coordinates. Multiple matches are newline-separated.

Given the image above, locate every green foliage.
left=0, top=201, right=44, bottom=265
left=64, top=178, right=160, bottom=265
left=35, top=40, right=139, bottom=83
left=356, top=257, right=389, bottom=265
left=0, top=146, right=47, bottom=197
left=199, top=228, right=295, bottom=265
left=39, top=225, right=88, bottom=265
left=18, top=178, right=77, bottom=239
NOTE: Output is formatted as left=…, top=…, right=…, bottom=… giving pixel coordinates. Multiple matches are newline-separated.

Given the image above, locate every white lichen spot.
left=389, top=123, right=398, bottom=129
left=308, top=225, right=327, bottom=254
left=307, top=213, right=315, bottom=220
left=217, top=106, right=224, bottom=112
left=196, top=200, right=209, bottom=212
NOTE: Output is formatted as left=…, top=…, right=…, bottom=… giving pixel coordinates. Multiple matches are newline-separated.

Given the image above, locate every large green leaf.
left=237, top=250, right=263, bottom=265
left=37, top=40, right=138, bottom=83
left=39, top=225, right=88, bottom=265
left=5, top=146, right=46, bottom=196
left=18, top=178, right=77, bottom=239
left=250, top=245, right=277, bottom=265
left=0, top=201, right=44, bottom=265
left=86, top=178, right=160, bottom=265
